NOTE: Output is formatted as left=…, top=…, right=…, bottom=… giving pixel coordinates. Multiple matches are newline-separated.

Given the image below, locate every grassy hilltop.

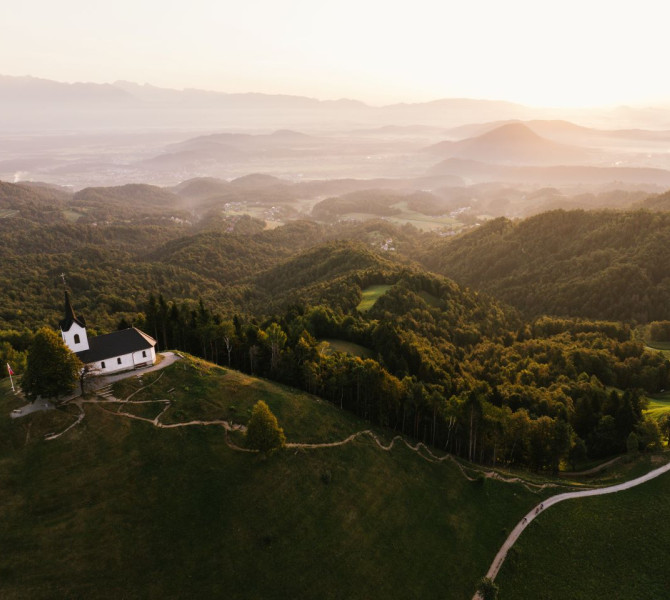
left=0, top=356, right=549, bottom=600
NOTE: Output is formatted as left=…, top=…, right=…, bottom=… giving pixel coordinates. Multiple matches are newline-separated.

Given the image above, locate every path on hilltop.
left=39, top=358, right=564, bottom=491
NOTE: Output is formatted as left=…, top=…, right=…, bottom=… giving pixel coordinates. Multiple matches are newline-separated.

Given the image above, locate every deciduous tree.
left=22, top=327, right=82, bottom=401
left=245, top=400, right=286, bottom=455
left=476, top=576, right=499, bottom=600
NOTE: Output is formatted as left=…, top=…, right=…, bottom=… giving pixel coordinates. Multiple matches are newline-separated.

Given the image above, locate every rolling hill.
left=428, top=157, right=670, bottom=187
left=418, top=209, right=670, bottom=322
left=72, top=184, right=181, bottom=217
left=423, top=123, right=594, bottom=166
left=442, top=119, right=670, bottom=149
left=0, top=355, right=546, bottom=600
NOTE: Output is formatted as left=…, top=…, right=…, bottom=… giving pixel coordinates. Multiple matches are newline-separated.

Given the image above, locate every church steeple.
left=59, top=291, right=86, bottom=332
left=59, top=291, right=89, bottom=352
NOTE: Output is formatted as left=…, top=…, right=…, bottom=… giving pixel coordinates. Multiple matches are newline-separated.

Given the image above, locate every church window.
left=101, top=361, right=106, bottom=369
left=142, top=350, right=147, bottom=358
left=74, top=334, right=80, bottom=344
left=117, top=357, right=122, bottom=365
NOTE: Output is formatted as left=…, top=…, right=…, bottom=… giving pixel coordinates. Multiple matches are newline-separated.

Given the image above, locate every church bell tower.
left=59, top=291, right=90, bottom=352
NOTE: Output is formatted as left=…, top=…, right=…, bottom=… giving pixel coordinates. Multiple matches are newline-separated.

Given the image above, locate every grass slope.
left=357, top=284, right=393, bottom=312
left=319, top=338, right=373, bottom=359
left=645, top=391, right=670, bottom=421
left=0, top=356, right=547, bottom=600
left=496, top=455, right=670, bottom=599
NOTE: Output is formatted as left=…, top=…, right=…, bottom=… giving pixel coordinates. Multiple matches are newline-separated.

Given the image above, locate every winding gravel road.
left=476, top=457, right=670, bottom=595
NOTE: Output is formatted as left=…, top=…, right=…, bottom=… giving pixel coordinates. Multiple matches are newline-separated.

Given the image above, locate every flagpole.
left=7, top=363, right=15, bottom=393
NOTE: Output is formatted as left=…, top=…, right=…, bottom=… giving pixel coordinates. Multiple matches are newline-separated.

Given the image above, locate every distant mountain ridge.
left=4, top=74, right=670, bottom=132
left=0, top=74, right=538, bottom=131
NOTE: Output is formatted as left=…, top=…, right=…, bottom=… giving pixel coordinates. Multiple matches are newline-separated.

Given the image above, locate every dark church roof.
left=59, top=291, right=86, bottom=331
left=76, top=327, right=156, bottom=363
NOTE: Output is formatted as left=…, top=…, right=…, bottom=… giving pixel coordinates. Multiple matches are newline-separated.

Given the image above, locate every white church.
left=59, top=292, right=157, bottom=375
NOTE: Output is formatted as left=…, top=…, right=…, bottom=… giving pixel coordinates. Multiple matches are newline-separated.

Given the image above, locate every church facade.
left=59, top=292, right=157, bottom=375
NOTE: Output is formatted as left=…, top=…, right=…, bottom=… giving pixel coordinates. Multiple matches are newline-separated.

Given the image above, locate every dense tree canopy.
left=3, top=187, right=670, bottom=471
left=418, top=210, right=670, bottom=322
left=21, top=327, right=82, bottom=400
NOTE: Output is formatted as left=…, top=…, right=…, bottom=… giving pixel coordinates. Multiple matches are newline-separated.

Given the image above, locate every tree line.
left=132, top=272, right=667, bottom=471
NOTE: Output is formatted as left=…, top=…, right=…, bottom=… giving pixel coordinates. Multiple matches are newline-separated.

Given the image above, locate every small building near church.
left=59, top=292, right=157, bottom=375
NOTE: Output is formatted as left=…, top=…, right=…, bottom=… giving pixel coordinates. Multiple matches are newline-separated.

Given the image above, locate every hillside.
left=311, top=189, right=405, bottom=221
left=0, top=180, right=72, bottom=223
left=171, top=177, right=231, bottom=200
left=443, top=119, right=670, bottom=147
left=252, top=240, right=401, bottom=310
left=635, top=188, right=670, bottom=211
left=0, top=356, right=545, bottom=600
left=73, top=183, right=180, bottom=213
left=418, top=209, right=670, bottom=322
left=423, top=123, right=593, bottom=166
left=151, top=220, right=327, bottom=285
left=428, top=158, right=670, bottom=187
left=2, top=203, right=669, bottom=477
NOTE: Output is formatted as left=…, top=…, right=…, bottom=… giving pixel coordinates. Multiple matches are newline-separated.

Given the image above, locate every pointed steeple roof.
left=59, top=291, right=86, bottom=331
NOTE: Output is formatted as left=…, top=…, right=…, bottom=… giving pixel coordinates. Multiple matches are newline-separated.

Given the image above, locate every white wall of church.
left=89, top=347, right=156, bottom=375
left=61, top=322, right=89, bottom=352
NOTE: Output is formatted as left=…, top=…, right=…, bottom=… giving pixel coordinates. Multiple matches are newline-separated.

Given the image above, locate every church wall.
left=61, top=321, right=89, bottom=352
left=88, top=346, right=156, bottom=375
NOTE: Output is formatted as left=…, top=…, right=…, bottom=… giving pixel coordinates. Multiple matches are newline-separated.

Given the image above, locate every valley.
left=3, top=75, right=670, bottom=599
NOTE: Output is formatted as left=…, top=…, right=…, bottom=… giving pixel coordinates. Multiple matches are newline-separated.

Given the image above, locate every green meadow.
left=0, top=355, right=549, bottom=600
left=318, top=338, right=373, bottom=359
left=356, top=284, right=393, bottom=312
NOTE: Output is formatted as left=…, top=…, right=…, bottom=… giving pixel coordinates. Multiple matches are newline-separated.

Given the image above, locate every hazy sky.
left=2, top=0, right=668, bottom=107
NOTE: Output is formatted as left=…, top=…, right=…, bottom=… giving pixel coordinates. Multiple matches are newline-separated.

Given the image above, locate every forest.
left=2, top=179, right=670, bottom=472
left=419, top=209, right=670, bottom=322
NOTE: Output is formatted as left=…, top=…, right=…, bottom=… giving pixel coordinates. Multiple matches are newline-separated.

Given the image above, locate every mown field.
left=0, top=355, right=549, bottom=600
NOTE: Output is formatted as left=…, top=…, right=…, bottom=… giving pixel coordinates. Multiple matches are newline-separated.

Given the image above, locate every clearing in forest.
left=357, top=284, right=392, bottom=312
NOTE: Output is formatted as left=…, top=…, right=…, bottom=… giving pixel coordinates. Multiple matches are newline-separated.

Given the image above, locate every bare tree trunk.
left=469, top=406, right=474, bottom=462
left=445, top=416, right=455, bottom=451
left=223, top=337, right=232, bottom=367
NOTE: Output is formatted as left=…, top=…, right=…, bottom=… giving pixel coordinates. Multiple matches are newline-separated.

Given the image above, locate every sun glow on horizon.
left=2, top=0, right=670, bottom=109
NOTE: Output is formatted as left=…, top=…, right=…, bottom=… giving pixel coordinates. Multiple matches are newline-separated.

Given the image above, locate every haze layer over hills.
left=4, top=74, right=670, bottom=223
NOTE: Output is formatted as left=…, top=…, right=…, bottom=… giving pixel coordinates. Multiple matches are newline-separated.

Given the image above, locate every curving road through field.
left=476, top=457, right=670, bottom=595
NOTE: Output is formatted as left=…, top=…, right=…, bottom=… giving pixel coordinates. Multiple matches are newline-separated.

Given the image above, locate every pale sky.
left=1, top=0, right=669, bottom=107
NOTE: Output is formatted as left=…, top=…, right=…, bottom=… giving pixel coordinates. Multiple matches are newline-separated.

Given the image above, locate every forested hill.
left=252, top=241, right=401, bottom=309
left=3, top=197, right=670, bottom=474
left=418, top=209, right=670, bottom=322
